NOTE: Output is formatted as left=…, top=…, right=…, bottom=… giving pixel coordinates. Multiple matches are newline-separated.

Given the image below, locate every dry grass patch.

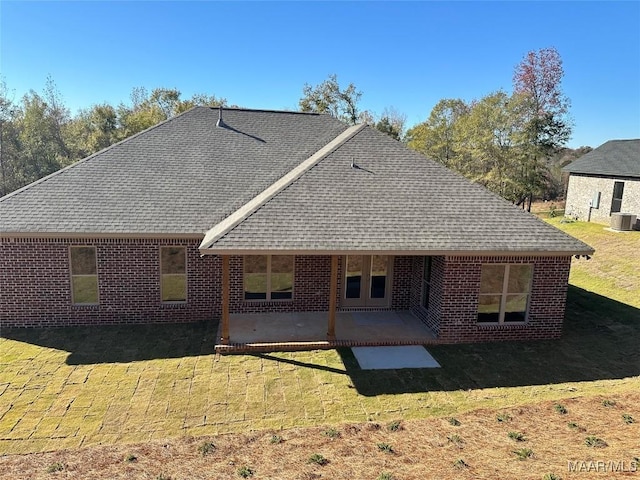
left=1, top=394, right=638, bottom=479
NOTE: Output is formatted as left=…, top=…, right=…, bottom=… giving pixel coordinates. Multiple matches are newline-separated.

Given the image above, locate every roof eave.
left=1, top=232, right=205, bottom=240
left=198, top=247, right=595, bottom=257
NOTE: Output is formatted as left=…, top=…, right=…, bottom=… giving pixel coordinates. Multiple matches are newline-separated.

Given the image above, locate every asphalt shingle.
left=563, top=139, right=640, bottom=177
left=207, top=127, right=592, bottom=254
left=0, top=107, right=348, bottom=235
left=1, top=107, right=591, bottom=254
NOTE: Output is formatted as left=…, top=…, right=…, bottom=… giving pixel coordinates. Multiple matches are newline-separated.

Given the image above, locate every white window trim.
left=160, top=246, right=188, bottom=303
left=478, top=264, right=532, bottom=324
left=244, top=255, right=295, bottom=302
left=69, top=246, right=99, bottom=305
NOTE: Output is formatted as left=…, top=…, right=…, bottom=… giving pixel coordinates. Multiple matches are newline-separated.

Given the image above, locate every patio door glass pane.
left=345, top=255, right=363, bottom=299
left=370, top=255, right=388, bottom=299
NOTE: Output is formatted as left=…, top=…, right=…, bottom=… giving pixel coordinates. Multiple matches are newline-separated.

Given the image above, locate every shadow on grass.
left=1, top=321, right=218, bottom=365
left=336, top=285, right=640, bottom=395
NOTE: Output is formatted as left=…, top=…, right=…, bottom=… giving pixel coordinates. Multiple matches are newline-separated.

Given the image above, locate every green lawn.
left=0, top=219, right=638, bottom=455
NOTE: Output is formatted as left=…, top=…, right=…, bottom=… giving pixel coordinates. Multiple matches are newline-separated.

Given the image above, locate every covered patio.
left=214, top=310, right=437, bottom=353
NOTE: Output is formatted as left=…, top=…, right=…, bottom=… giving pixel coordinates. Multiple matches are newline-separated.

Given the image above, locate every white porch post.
left=327, top=254, right=338, bottom=340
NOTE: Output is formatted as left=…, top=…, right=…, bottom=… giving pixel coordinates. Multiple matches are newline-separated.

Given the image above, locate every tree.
left=406, top=99, right=468, bottom=169
left=299, top=74, right=362, bottom=125
left=513, top=47, right=572, bottom=210
left=0, top=79, right=21, bottom=196
left=12, top=78, right=73, bottom=189
left=117, top=87, right=226, bottom=139
left=66, top=103, right=119, bottom=158
left=374, top=107, right=407, bottom=141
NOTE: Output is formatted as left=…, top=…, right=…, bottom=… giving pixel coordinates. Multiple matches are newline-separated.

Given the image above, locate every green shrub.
left=602, top=399, right=616, bottom=407
left=453, top=459, right=469, bottom=469
left=496, top=413, right=512, bottom=422
left=309, top=453, right=328, bottom=466
left=622, top=413, right=634, bottom=424
left=508, top=431, right=525, bottom=442
left=387, top=420, right=402, bottom=432
left=554, top=404, right=567, bottom=414
left=237, top=466, right=254, bottom=478
left=377, top=442, right=394, bottom=453
left=198, top=440, right=216, bottom=456
left=270, top=434, right=283, bottom=444
left=377, top=473, right=394, bottom=480
left=323, top=427, right=340, bottom=439
left=46, top=462, right=64, bottom=473
left=448, top=417, right=461, bottom=426
left=542, top=474, right=561, bottom=480
left=585, top=436, right=607, bottom=448
left=448, top=434, right=464, bottom=448
left=513, top=448, right=534, bottom=460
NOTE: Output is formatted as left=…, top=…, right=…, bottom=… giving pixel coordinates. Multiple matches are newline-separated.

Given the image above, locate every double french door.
left=342, top=255, right=393, bottom=307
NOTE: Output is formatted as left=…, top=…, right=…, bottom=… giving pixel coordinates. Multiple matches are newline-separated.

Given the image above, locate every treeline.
left=0, top=80, right=225, bottom=196
left=0, top=48, right=589, bottom=203
left=406, top=48, right=584, bottom=207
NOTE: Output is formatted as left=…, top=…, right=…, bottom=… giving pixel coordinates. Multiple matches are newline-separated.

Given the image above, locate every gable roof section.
left=201, top=126, right=593, bottom=256
left=563, top=139, right=640, bottom=177
left=0, top=107, right=348, bottom=236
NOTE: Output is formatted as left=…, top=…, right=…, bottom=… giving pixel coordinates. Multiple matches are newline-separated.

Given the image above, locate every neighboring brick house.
left=564, top=139, right=640, bottom=227
left=0, top=107, right=592, bottom=346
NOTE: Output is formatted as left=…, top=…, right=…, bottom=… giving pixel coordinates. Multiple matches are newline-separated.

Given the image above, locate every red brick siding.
left=410, top=256, right=445, bottom=336
left=0, top=238, right=218, bottom=328
left=2, top=241, right=572, bottom=343
left=436, top=256, right=571, bottom=343
left=391, top=256, right=412, bottom=310
left=229, top=255, right=332, bottom=313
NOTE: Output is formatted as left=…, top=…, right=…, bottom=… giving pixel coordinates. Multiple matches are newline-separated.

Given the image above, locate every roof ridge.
left=202, top=106, right=330, bottom=116
left=0, top=107, right=196, bottom=204
left=199, top=123, right=366, bottom=250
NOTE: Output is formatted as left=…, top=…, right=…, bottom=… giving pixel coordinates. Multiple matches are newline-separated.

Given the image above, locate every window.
left=70, top=246, right=99, bottom=304
left=161, top=246, right=187, bottom=302
left=611, top=181, right=624, bottom=214
left=478, top=264, right=532, bottom=323
left=422, top=256, right=432, bottom=309
left=244, top=255, right=294, bottom=300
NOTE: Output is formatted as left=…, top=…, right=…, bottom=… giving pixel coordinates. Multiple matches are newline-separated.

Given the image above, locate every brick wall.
left=228, top=255, right=413, bottom=313
left=0, top=238, right=218, bottom=328
left=229, top=255, right=333, bottom=314
left=2, top=242, right=572, bottom=344
left=435, top=255, right=571, bottom=343
left=565, top=174, right=640, bottom=225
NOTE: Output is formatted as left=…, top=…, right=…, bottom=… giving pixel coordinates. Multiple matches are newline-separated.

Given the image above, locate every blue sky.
left=1, top=1, right=639, bottom=148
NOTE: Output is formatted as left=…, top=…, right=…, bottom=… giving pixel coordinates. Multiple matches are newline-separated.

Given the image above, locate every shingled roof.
left=563, top=139, right=640, bottom=177
left=0, top=107, right=348, bottom=235
left=0, top=106, right=591, bottom=255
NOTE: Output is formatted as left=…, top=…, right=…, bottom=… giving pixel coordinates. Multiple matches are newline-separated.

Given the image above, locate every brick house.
left=0, top=107, right=592, bottom=346
left=564, top=139, right=640, bottom=227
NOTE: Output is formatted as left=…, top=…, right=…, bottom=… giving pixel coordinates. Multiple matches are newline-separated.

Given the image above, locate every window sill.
left=162, top=302, right=188, bottom=307
left=243, top=299, right=294, bottom=305
left=71, top=304, right=99, bottom=309
left=477, top=322, right=529, bottom=329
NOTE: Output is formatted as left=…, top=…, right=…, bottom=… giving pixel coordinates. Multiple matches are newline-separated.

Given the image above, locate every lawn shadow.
left=1, top=321, right=218, bottom=365
left=337, top=285, right=640, bottom=396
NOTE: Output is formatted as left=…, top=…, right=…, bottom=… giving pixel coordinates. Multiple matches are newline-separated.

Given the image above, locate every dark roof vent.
left=216, top=105, right=225, bottom=128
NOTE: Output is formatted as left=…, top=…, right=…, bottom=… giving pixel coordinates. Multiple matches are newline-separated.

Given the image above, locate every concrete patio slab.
left=220, top=310, right=436, bottom=351
left=351, top=345, right=441, bottom=369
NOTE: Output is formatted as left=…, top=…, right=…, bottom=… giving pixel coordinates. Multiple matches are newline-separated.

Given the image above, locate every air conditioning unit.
left=611, top=213, right=637, bottom=231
